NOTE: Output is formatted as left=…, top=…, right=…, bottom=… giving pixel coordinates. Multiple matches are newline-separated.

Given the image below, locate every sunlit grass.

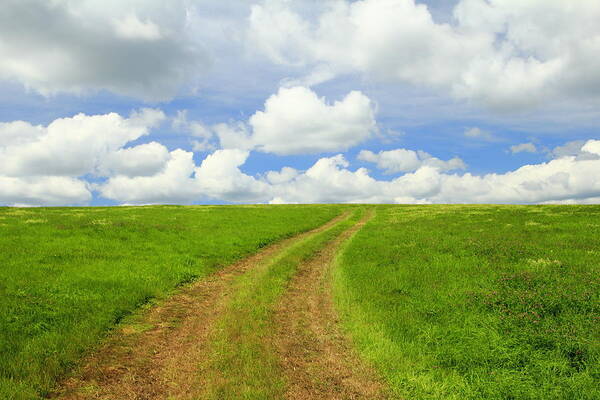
left=334, top=205, right=600, bottom=399
left=0, top=205, right=343, bottom=399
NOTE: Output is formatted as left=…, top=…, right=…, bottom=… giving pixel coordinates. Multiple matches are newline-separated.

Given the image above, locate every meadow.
left=0, top=205, right=342, bottom=399
left=1, top=204, right=599, bottom=399
left=334, top=205, right=600, bottom=399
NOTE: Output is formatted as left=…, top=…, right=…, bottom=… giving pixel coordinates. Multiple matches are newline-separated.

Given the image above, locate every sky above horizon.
left=1, top=0, right=600, bottom=206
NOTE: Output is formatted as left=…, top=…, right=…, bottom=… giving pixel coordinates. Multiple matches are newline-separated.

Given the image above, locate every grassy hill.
left=1, top=204, right=598, bottom=399
left=0, top=205, right=342, bottom=398
left=334, top=205, right=600, bottom=399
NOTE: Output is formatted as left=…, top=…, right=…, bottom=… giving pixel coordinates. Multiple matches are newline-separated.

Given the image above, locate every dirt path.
left=272, top=209, right=389, bottom=399
left=51, top=212, right=350, bottom=400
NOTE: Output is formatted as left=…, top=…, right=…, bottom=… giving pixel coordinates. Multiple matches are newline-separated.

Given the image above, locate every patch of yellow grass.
left=6, top=210, right=31, bottom=216
left=90, top=219, right=111, bottom=226
left=527, top=258, right=561, bottom=268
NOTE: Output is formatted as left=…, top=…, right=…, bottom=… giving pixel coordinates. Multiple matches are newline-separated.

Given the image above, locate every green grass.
left=0, top=205, right=343, bottom=399
left=203, top=208, right=364, bottom=399
left=334, top=205, right=600, bottom=399
left=4, top=204, right=599, bottom=399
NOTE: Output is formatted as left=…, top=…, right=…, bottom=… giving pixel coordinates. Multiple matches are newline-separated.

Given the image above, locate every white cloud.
left=167, top=87, right=376, bottom=156
left=265, top=151, right=600, bottom=205
left=265, top=167, right=299, bottom=185
left=213, top=122, right=254, bottom=152
left=249, top=87, right=376, bottom=154
left=421, top=157, right=600, bottom=204
left=172, top=110, right=213, bottom=139
left=0, top=109, right=165, bottom=206
left=581, top=139, right=600, bottom=156
left=0, top=176, right=91, bottom=206
left=0, top=109, right=165, bottom=177
left=195, top=149, right=271, bottom=202
left=0, top=0, right=208, bottom=101
left=464, top=127, right=499, bottom=142
left=2, top=107, right=599, bottom=207
left=191, top=140, right=215, bottom=153
left=98, top=149, right=199, bottom=205
left=269, top=197, right=297, bottom=205
left=98, top=148, right=272, bottom=204
left=214, top=86, right=377, bottom=155
left=100, top=142, right=170, bottom=177
left=358, top=148, right=466, bottom=174
left=172, top=110, right=215, bottom=152
left=270, top=155, right=386, bottom=204
left=0, top=120, right=45, bottom=145
left=510, top=142, right=537, bottom=154
left=248, top=0, right=600, bottom=109
left=549, top=140, right=600, bottom=160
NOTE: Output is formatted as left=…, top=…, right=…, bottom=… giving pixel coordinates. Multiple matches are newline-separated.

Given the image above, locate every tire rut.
left=272, top=208, right=388, bottom=399
left=50, top=211, right=351, bottom=400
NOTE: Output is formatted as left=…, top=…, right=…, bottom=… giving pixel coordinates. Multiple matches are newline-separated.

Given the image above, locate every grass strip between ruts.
left=200, top=208, right=365, bottom=399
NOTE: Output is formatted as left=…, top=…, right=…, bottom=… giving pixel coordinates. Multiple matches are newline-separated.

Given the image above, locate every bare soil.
left=272, top=209, right=389, bottom=399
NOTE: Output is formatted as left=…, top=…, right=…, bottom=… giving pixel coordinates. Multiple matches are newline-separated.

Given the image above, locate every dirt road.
left=52, top=209, right=386, bottom=400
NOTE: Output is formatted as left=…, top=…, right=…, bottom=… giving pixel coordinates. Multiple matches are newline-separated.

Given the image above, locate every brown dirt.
left=273, top=209, right=389, bottom=399
left=50, top=211, right=350, bottom=400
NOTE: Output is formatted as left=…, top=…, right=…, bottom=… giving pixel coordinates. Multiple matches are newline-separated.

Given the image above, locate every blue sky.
left=1, top=0, right=600, bottom=206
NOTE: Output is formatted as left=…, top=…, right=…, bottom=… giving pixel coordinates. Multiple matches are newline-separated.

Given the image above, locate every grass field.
left=0, top=205, right=342, bottom=399
left=334, top=205, right=600, bottom=399
left=1, top=204, right=599, bottom=399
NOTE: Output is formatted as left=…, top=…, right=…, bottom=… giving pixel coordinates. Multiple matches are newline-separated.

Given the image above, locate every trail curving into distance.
left=272, top=208, right=388, bottom=399
left=52, top=208, right=387, bottom=399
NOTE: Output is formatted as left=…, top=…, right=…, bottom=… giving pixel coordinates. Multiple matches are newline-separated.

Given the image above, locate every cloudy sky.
left=2, top=0, right=600, bottom=206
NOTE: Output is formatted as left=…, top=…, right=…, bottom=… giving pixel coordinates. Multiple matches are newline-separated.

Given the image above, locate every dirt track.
left=272, top=209, right=387, bottom=399
left=52, top=209, right=385, bottom=399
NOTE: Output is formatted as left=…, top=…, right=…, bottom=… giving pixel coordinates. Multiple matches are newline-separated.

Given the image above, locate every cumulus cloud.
left=510, top=143, right=537, bottom=154
left=100, top=142, right=171, bottom=177
left=212, top=122, right=254, bottom=152
left=581, top=140, right=600, bottom=156
left=248, top=0, right=600, bottom=109
left=270, top=155, right=385, bottom=204
left=0, top=109, right=165, bottom=177
left=0, top=0, right=208, bottom=101
left=265, top=151, right=600, bottom=205
left=195, top=149, right=271, bottom=202
left=98, top=148, right=272, bottom=205
left=249, top=87, right=376, bottom=155
left=0, top=109, right=165, bottom=206
left=98, top=149, right=200, bottom=205
left=357, top=148, right=466, bottom=174
left=0, top=176, right=91, bottom=207
left=90, top=139, right=600, bottom=206
left=421, top=157, right=600, bottom=204
left=163, top=141, right=600, bottom=205
left=3, top=117, right=599, bottom=206
left=549, top=139, right=600, bottom=160
left=212, top=86, right=377, bottom=155
left=265, top=167, right=299, bottom=185
left=0, top=88, right=374, bottom=205
left=172, top=110, right=215, bottom=152
left=1, top=104, right=598, bottom=207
